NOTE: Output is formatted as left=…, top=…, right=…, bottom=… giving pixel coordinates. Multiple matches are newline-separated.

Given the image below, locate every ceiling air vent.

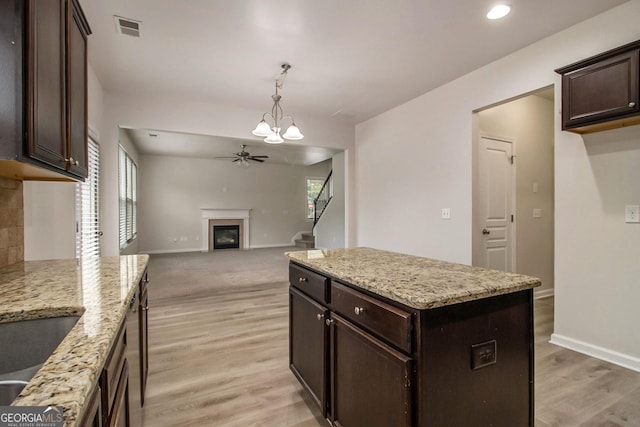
left=114, top=16, right=141, bottom=37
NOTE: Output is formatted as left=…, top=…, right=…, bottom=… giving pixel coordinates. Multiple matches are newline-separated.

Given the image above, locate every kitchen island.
left=286, top=247, right=541, bottom=427
left=0, top=254, right=149, bottom=426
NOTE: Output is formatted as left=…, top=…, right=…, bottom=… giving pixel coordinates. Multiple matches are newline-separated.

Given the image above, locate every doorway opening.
left=472, top=86, right=555, bottom=298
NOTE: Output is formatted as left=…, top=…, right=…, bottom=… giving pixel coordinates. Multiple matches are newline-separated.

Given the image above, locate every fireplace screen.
left=213, top=225, right=240, bottom=249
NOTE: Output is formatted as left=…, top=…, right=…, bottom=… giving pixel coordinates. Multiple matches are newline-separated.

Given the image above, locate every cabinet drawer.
left=331, top=281, right=412, bottom=353
left=289, top=263, right=328, bottom=304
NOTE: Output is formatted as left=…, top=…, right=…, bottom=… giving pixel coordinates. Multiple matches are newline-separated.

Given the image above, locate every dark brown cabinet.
left=100, top=322, right=130, bottom=427
left=0, top=0, right=91, bottom=181
left=289, top=264, right=415, bottom=426
left=107, top=360, right=130, bottom=427
left=330, top=314, right=412, bottom=427
left=65, top=0, right=90, bottom=177
left=289, top=261, right=534, bottom=427
left=139, top=274, right=149, bottom=405
left=289, top=287, right=328, bottom=415
left=79, top=384, right=102, bottom=427
left=557, top=39, right=640, bottom=133
left=126, top=269, right=149, bottom=426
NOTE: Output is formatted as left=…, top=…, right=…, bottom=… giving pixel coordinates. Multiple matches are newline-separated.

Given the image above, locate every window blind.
left=119, top=146, right=138, bottom=249
left=76, top=138, right=101, bottom=258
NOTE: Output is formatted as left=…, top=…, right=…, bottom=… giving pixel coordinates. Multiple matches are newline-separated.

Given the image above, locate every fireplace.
left=201, top=209, right=251, bottom=252
left=213, top=225, right=240, bottom=250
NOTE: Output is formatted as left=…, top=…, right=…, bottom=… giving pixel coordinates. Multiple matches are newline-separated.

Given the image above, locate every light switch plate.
left=441, top=208, right=451, bottom=219
left=533, top=208, right=541, bottom=218
left=625, top=205, right=640, bottom=223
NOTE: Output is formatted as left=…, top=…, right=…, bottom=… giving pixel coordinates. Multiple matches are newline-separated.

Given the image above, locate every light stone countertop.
left=0, top=254, right=149, bottom=426
left=285, top=247, right=540, bottom=309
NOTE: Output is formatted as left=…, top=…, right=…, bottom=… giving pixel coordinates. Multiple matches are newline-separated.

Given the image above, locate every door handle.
left=482, top=229, right=490, bottom=235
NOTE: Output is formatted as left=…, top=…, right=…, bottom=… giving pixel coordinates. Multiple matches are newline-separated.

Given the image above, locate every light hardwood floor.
left=142, top=248, right=640, bottom=426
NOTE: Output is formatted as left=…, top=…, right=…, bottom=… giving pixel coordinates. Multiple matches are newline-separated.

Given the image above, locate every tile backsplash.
left=0, top=177, right=24, bottom=268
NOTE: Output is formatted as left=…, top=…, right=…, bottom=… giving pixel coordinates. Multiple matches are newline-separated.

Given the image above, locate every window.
left=119, top=146, right=137, bottom=248
left=76, top=138, right=100, bottom=258
left=306, top=177, right=325, bottom=220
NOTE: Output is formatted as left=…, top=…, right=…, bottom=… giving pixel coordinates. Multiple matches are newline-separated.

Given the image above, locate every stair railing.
left=314, top=170, right=333, bottom=227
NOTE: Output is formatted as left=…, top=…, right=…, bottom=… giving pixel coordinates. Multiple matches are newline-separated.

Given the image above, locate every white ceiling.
left=82, top=0, right=628, bottom=162
left=122, top=128, right=341, bottom=166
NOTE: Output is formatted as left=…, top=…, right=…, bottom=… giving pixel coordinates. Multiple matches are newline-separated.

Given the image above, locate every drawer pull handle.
left=354, top=306, right=364, bottom=315
left=316, top=313, right=324, bottom=321
left=298, top=277, right=308, bottom=283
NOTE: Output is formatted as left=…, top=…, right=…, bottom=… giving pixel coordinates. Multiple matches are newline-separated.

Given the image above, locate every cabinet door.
left=79, top=384, right=102, bottom=427
left=562, top=50, right=639, bottom=130
left=26, top=0, right=67, bottom=170
left=65, top=0, right=89, bottom=178
left=107, top=360, right=130, bottom=427
left=139, top=284, right=149, bottom=405
left=289, top=287, right=328, bottom=416
left=330, top=314, right=412, bottom=427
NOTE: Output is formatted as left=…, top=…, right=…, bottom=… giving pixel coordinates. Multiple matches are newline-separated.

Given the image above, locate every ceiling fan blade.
left=231, top=159, right=240, bottom=162
left=249, top=155, right=269, bottom=159
left=249, top=158, right=265, bottom=162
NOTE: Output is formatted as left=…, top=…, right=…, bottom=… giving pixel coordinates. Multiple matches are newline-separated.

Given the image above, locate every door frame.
left=473, top=132, right=517, bottom=271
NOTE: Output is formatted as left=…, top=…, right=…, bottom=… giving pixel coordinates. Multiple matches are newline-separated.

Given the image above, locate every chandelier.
left=251, top=63, right=304, bottom=144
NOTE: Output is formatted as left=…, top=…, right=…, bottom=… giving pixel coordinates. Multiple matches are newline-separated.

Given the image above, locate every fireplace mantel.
left=200, top=209, right=251, bottom=251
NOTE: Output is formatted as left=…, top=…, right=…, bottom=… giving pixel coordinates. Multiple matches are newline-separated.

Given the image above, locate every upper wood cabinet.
left=0, top=0, right=91, bottom=181
left=556, top=40, right=640, bottom=134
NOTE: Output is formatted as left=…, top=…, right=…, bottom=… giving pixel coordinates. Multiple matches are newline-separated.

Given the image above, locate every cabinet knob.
left=316, top=313, right=324, bottom=321
left=141, top=306, right=149, bottom=311
left=354, top=306, right=364, bottom=315
left=630, top=102, right=636, bottom=108
left=65, top=157, right=80, bottom=166
left=325, top=318, right=333, bottom=326
left=298, top=277, right=308, bottom=283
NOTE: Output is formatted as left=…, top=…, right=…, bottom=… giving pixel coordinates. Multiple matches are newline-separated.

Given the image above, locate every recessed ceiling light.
left=487, top=4, right=511, bottom=20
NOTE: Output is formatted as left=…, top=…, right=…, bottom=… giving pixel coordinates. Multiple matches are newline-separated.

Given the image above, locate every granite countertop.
left=285, top=247, right=540, bottom=309
left=0, top=254, right=149, bottom=426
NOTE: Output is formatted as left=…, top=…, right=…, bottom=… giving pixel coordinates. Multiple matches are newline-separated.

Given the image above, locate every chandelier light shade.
left=252, top=63, right=304, bottom=144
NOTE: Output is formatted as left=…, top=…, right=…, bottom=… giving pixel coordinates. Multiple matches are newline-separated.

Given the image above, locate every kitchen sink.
left=0, top=315, right=80, bottom=405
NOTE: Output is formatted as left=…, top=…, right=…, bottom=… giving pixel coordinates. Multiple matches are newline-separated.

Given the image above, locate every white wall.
left=477, top=94, right=555, bottom=297
left=23, top=181, right=76, bottom=260
left=315, top=152, right=346, bottom=249
left=138, top=155, right=329, bottom=252
left=355, top=1, right=640, bottom=369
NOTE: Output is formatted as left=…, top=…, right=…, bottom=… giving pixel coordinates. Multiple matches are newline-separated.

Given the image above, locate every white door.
left=478, top=136, right=514, bottom=272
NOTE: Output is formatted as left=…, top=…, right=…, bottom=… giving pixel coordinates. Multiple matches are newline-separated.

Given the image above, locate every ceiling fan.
left=216, top=144, right=269, bottom=166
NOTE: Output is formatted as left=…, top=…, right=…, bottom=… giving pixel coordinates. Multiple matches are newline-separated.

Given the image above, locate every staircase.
left=295, top=233, right=315, bottom=249
left=314, top=170, right=333, bottom=227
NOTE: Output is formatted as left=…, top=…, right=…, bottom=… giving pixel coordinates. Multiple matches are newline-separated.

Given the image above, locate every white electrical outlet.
left=625, top=205, right=640, bottom=223
left=441, top=208, right=451, bottom=219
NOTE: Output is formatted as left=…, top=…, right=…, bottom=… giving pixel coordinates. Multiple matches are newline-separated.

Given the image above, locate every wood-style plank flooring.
left=142, top=248, right=640, bottom=426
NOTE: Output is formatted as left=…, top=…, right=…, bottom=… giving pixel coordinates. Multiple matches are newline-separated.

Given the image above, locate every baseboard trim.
left=250, top=243, right=295, bottom=249
left=144, top=248, right=203, bottom=254
left=144, top=244, right=298, bottom=254
left=534, top=288, right=554, bottom=299
left=550, top=333, right=640, bottom=372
